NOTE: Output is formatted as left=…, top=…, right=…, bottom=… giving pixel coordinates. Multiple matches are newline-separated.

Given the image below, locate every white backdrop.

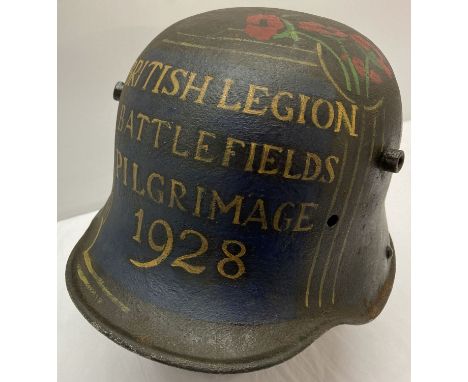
left=58, top=0, right=410, bottom=220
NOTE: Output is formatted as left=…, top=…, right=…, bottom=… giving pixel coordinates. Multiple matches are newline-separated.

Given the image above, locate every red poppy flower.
left=352, top=57, right=383, bottom=84
left=369, top=70, right=383, bottom=84
left=374, top=50, right=394, bottom=79
left=352, top=57, right=366, bottom=77
left=245, top=14, right=284, bottom=41
left=350, top=33, right=393, bottom=79
left=298, top=21, right=347, bottom=38
left=326, top=26, right=348, bottom=38
left=351, top=34, right=373, bottom=51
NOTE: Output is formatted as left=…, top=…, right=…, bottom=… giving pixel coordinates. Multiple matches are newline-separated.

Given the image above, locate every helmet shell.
left=66, top=7, right=402, bottom=373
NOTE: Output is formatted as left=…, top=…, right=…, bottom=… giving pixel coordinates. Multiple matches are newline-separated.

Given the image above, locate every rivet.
left=380, top=149, right=405, bottom=173
left=113, top=81, right=125, bottom=101
left=386, top=245, right=394, bottom=259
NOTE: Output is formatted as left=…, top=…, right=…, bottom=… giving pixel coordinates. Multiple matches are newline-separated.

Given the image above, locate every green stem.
left=364, top=54, right=370, bottom=98
left=280, top=18, right=299, bottom=41
left=298, top=32, right=352, bottom=91
left=338, top=42, right=360, bottom=96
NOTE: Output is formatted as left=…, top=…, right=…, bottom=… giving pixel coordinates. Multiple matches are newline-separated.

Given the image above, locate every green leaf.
left=368, top=51, right=379, bottom=65
left=283, top=19, right=296, bottom=32
left=272, top=30, right=300, bottom=41
left=273, top=31, right=292, bottom=39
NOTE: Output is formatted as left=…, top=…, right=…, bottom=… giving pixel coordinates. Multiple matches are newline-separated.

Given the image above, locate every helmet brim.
left=65, top=230, right=341, bottom=374
left=65, top=208, right=395, bottom=374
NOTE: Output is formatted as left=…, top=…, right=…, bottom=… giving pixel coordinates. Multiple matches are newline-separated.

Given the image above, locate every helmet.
left=66, top=7, right=404, bottom=374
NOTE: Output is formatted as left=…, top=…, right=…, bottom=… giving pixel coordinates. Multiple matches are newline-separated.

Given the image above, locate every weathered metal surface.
left=66, top=7, right=404, bottom=374
left=380, top=148, right=405, bottom=173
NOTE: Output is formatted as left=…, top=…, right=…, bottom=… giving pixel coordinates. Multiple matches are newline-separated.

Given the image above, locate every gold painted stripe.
left=305, top=140, right=349, bottom=308
left=77, top=264, right=102, bottom=303
left=81, top=192, right=130, bottom=313
left=177, top=32, right=318, bottom=55
left=101, top=193, right=113, bottom=222
left=317, top=113, right=368, bottom=308
left=317, top=43, right=355, bottom=104
left=162, top=39, right=318, bottom=67
left=380, top=108, right=386, bottom=153
left=330, top=112, right=380, bottom=304
left=83, top=248, right=130, bottom=313
left=364, top=98, right=384, bottom=111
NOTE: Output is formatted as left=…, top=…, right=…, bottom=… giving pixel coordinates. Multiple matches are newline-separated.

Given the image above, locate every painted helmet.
left=66, top=7, right=405, bottom=373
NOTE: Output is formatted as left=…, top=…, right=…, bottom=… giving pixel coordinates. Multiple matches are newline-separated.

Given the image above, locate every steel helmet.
left=66, top=7, right=405, bottom=373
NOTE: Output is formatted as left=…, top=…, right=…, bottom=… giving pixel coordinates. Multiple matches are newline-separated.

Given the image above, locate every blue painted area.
left=91, top=40, right=344, bottom=324
left=95, top=183, right=319, bottom=323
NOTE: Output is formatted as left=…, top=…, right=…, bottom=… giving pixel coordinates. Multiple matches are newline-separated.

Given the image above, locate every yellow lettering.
left=115, top=149, right=122, bottom=179
left=244, top=142, right=258, bottom=172
left=194, top=130, right=216, bottom=163
left=243, top=84, right=269, bottom=115
left=320, top=155, right=340, bottom=183
left=217, top=79, right=241, bottom=111
left=152, top=64, right=172, bottom=93
left=172, top=125, right=189, bottom=158
left=258, top=144, right=283, bottom=175
left=209, top=191, right=243, bottom=225
left=122, top=156, right=128, bottom=186
left=273, top=202, right=295, bottom=231
left=152, top=118, right=170, bottom=148
left=335, top=101, right=358, bottom=137
left=142, top=61, right=164, bottom=91
left=312, top=98, right=335, bottom=129
left=147, top=172, right=165, bottom=204
left=116, top=104, right=126, bottom=132
left=242, top=199, right=268, bottom=230
left=293, top=202, right=318, bottom=232
left=161, top=68, right=188, bottom=96
left=222, top=137, right=246, bottom=167
left=283, top=149, right=302, bottom=180
left=271, top=91, right=294, bottom=121
left=169, top=179, right=187, bottom=211
left=124, top=110, right=134, bottom=138
left=134, top=60, right=149, bottom=87
left=180, top=73, right=214, bottom=104
left=302, top=152, right=322, bottom=181
left=136, top=113, right=150, bottom=142
left=297, top=94, right=310, bottom=124
left=193, top=186, right=205, bottom=217
left=132, top=162, right=145, bottom=196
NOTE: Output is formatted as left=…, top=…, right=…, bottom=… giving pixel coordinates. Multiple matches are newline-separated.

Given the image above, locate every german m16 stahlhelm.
left=66, top=7, right=405, bottom=373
